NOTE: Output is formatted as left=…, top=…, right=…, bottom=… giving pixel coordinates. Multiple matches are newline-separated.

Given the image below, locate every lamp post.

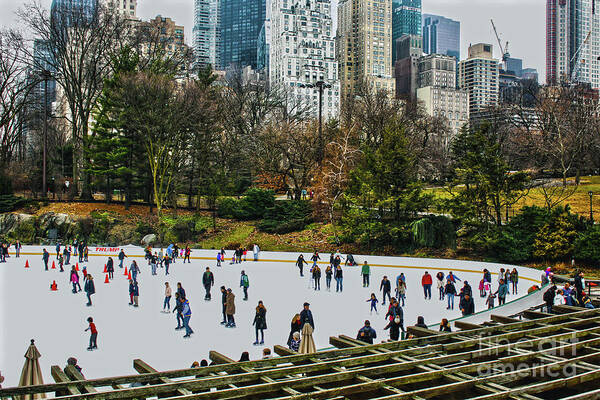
left=40, top=69, right=52, bottom=198
left=589, top=191, right=594, bottom=223
left=299, top=80, right=331, bottom=167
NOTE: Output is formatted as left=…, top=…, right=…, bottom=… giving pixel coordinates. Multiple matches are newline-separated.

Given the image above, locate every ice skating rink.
left=0, top=246, right=542, bottom=387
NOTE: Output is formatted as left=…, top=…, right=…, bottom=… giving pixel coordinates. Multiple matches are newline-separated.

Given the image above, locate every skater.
left=495, top=279, right=508, bottom=306
left=479, top=279, right=486, bottom=298
left=459, top=294, right=475, bottom=316
left=421, top=271, right=432, bottom=300
left=173, top=292, right=184, bottom=329
left=70, top=266, right=81, bottom=293
left=397, top=279, right=406, bottom=306
left=395, top=273, right=406, bottom=297
left=150, top=253, right=158, bottom=275
left=367, top=293, right=378, bottom=314
left=325, top=265, right=333, bottom=290
left=203, top=267, right=215, bottom=300
left=299, top=302, right=314, bottom=329
left=83, top=246, right=88, bottom=262
left=486, top=292, right=496, bottom=309
left=225, top=288, right=236, bottom=327
left=445, top=279, right=457, bottom=310
left=356, top=320, right=377, bottom=344
left=312, top=264, right=321, bottom=291
left=439, top=318, right=451, bottom=332
left=289, top=331, right=301, bottom=352
left=384, top=298, right=404, bottom=339
left=216, top=252, right=222, bottom=267
left=184, top=246, right=191, bottom=263
left=63, top=246, right=71, bottom=265
left=361, top=261, right=370, bottom=287
left=14, top=240, right=21, bottom=258
left=253, top=243, right=260, bottom=261
left=345, top=253, right=357, bottom=266
left=334, top=265, right=344, bottom=292
left=510, top=268, right=519, bottom=295
left=164, top=282, right=172, bottom=311
left=310, top=251, right=320, bottom=267
left=461, top=281, right=473, bottom=299
left=243, top=247, right=247, bottom=262
left=164, top=254, right=171, bottom=275
left=447, top=271, right=460, bottom=283
left=106, top=257, right=114, bottom=279
left=296, top=254, right=308, bottom=277
left=42, top=248, right=50, bottom=270
left=436, top=272, right=445, bottom=300
left=56, top=242, right=61, bottom=259
left=117, top=249, right=126, bottom=269
left=483, top=268, right=492, bottom=284
left=128, top=279, right=139, bottom=307
left=177, top=282, right=186, bottom=300
left=287, top=314, right=302, bottom=347
left=220, top=286, right=227, bottom=324
left=58, top=253, right=64, bottom=272
left=84, top=274, right=95, bottom=306
left=380, top=276, right=391, bottom=305
left=85, top=317, right=98, bottom=350
left=252, top=300, right=267, bottom=345
left=182, top=296, right=193, bottom=337
left=240, top=270, right=249, bottom=300
left=130, top=260, right=140, bottom=282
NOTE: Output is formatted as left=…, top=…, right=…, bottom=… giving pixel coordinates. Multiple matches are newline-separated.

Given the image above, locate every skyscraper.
left=193, top=0, right=220, bottom=68
left=394, top=34, right=422, bottom=99
left=458, top=43, right=499, bottom=117
left=270, top=0, right=339, bottom=118
left=51, top=0, right=98, bottom=26
left=105, top=0, right=137, bottom=17
left=392, top=0, right=421, bottom=63
left=257, top=20, right=270, bottom=73
left=337, top=0, right=395, bottom=99
left=218, top=0, right=266, bottom=70
left=546, top=0, right=600, bottom=88
left=422, top=14, right=460, bottom=60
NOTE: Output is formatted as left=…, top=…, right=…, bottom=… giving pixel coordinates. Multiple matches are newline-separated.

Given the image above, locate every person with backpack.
left=356, top=320, right=377, bottom=344
left=203, top=267, right=215, bottom=301
left=252, top=300, right=267, bottom=345
left=361, top=261, right=371, bottom=287
left=240, top=270, right=250, bottom=300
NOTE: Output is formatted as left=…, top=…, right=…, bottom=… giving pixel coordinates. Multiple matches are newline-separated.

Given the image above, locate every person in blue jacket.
left=357, top=320, right=377, bottom=344
left=182, top=297, right=193, bottom=338
left=299, top=302, right=314, bottom=329
left=495, top=279, right=509, bottom=306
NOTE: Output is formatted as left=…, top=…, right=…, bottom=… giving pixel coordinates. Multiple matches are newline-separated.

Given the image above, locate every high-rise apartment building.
left=193, top=0, right=220, bottom=67
left=106, top=0, right=137, bottom=17
left=546, top=0, right=600, bottom=88
left=417, top=54, right=468, bottom=134
left=422, top=14, right=460, bottom=60
left=218, top=0, right=266, bottom=69
left=392, top=0, right=421, bottom=63
left=51, top=0, right=98, bottom=26
left=337, top=0, right=395, bottom=99
left=140, top=16, right=188, bottom=59
left=458, top=43, right=499, bottom=116
left=257, top=20, right=271, bottom=73
left=394, top=34, right=422, bottom=99
left=270, top=0, right=339, bottom=118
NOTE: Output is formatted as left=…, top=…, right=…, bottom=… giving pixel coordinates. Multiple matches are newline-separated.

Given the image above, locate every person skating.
left=182, top=296, right=193, bottom=338
left=495, top=279, right=508, bottom=306
left=296, top=254, right=308, bottom=277
left=335, top=265, right=344, bottom=292
left=253, top=243, right=260, bottom=261
left=106, top=257, right=114, bottom=279
left=310, top=251, right=320, bottom=267
left=164, top=254, right=171, bottom=275
left=486, top=292, right=496, bottom=309
left=356, top=320, right=377, bottom=344
left=14, top=240, right=21, bottom=258
left=312, top=265, right=321, bottom=291
left=421, top=271, right=433, bottom=300
left=70, top=266, right=81, bottom=293
left=85, top=317, right=98, bottom=350
left=131, top=280, right=139, bottom=307
left=252, top=300, right=267, bottom=345
left=299, top=302, right=314, bottom=329
left=184, top=246, right=191, bottom=263
left=176, top=282, right=186, bottom=300
left=384, top=299, right=404, bottom=340
left=225, top=288, right=236, bottom=327
left=436, top=272, right=445, bottom=300
left=325, top=265, right=333, bottom=290
left=173, top=292, right=184, bottom=329
left=287, top=314, right=302, bottom=347
left=367, top=293, right=378, bottom=314
left=150, top=253, right=158, bottom=275
left=461, top=281, right=473, bottom=299
left=361, top=261, right=371, bottom=287
left=130, top=260, right=140, bottom=282
left=240, top=270, right=249, bottom=300
left=444, top=279, right=457, bottom=310
left=203, top=267, right=215, bottom=300
left=63, top=246, right=71, bottom=265
left=447, top=271, right=460, bottom=283
left=115, top=249, right=126, bottom=269
left=84, top=274, right=95, bottom=306
left=380, top=276, right=391, bottom=305
left=220, top=286, right=227, bottom=324
left=56, top=242, right=61, bottom=259
left=58, top=253, right=64, bottom=272
left=216, top=252, right=222, bottom=267
left=164, top=282, right=172, bottom=311
left=459, top=294, right=475, bottom=316
left=510, top=268, right=519, bottom=295
left=42, top=248, right=50, bottom=270
left=397, top=279, right=406, bottom=306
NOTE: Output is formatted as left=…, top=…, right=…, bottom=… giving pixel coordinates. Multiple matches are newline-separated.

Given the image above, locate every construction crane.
left=569, top=29, right=592, bottom=84
left=490, top=19, right=509, bottom=65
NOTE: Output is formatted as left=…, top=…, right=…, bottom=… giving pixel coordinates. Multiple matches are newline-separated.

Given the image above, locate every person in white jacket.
left=253, top=244, right=260, bottom=261
left=554, top=289, right=566, bottom=305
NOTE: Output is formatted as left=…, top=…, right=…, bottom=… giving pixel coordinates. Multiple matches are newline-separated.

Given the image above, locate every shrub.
left=217, top=189, right=275, bottom=220
left=0, top=195, right=28, bottom=213
left=258, top=200, right=312, bottom=234
left=574, top=225, right=600, bottom=264
left=533, top=207, right=585, bottom=261
left=410, top=215, right=456, bottom=249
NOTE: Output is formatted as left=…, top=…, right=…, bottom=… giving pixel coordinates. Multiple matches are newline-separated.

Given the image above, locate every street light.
left=589, top=191, right=594, bottom=223
left=40, top=69, right=52, bottom=198
left=299, top=80, right=331, bottom=166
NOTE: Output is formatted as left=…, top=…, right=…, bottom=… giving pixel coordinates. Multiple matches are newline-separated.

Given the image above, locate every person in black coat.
left=106, top=257, right=114, bottom=279
left=299, top=302, right=314, bottom=329
left=296, top=255, right=308, bottom=277
left=84, top=274, right=95, bottom=306
left=357, top=320, right=377, bottom=344
left=380, top=276, right=391, bottom=305
left=253, top=301, right=267, bottom=345
left=202, top=267, right=214, bottom=300
left=414, top=316, right=427, bottom=329
left=445, top=280, right=457, bottom=310
left=176, top=282, right=186, bottom=300
left=574, top=271, right=584, bottom=301
left=287, top=314, right=302, bottom=346
left=173, top=292, right=184, bottom=329
left=459, top=294, right=475, bottom=316
left=220, top=286, right=227, bottom=325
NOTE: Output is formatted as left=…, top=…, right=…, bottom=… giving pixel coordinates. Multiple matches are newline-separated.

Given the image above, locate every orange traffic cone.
left=24, top=260, right=30, bottom=268
left=123, top=267, right=128, bottom=276
left=127, top=272, right=132, bottom=280
left=103, top=264, right=107, bottom=273
left=75, top=263, right=79, bottom=271
left=104, top=274, right=110, bottom=283
left=51, top=260, right=56, bottom=269
left=50, top=280, right=58, bottom=291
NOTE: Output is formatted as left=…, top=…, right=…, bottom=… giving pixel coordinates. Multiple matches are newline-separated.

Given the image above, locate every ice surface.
left=0, top=246, right=542, bottom=387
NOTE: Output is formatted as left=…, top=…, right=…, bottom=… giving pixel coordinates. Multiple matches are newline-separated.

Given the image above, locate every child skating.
left=367, top=293, right=379, bottom=314
left=85, top=317, right=98, bottom=350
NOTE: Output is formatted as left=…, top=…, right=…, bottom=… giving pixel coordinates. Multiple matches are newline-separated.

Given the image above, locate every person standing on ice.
left=42, top=247, right=49, bottom=270
left=216, top=252, right=222, bottom=267
left=184, top=246, right=191, bottom=263
left=459, top=294, right=475, bottom=316
left=132, top=280, right=139, bottom=307
left=220, top=286, right=228, bottom=324
left=58, top=253, right=64, bottom=272
left=182, top=297, right=193, bottom=338
left=14, top=239, right=21, bottom=258
left=253, top=300, right=267, bottom=345
left=85, top=317, right=98, bottom=350
left=380, top=276, right=391, bottom=305
left=118, top=249, right=127, bottom=269
left=366, top=293, right=378, bottom=314
left=164, top=282, right=172, bottom=311
left=397, top=279, right=407, bottom=306
left=361, top=261, right=371, bottom=287
left=63, top=246, right=71, bottom=265
left=312, top=264, right=321, bottom=291
left=287, top=314, right=302, bottom=346
left=164, top=253, right=171, bottom=275
left=130, top=260, right=140, bottom=282
left=253, top=243, right=260, bottom=261
left=55, top=242, right=61, bottom=259
left=436, top=272, right=445, bottom=300
left=225, top=288, right=236, bottom=327
left=495, top=279, right=508, bottom=306
left=510, top=268, right=519, bottom=295
left=70, top=266, right=81, bottom=293
left=173, top=292, right=184, bottom=329
left=240, top=270, right=249, bottom=300
left=447, top=271, right=460, bottom=283
left=296, top=254, right=308, bottom=277
left=203, top=267, right=214, bottom=300
left=150, top=253, right=158, bottom=275
left=310, top=251, right=320, bottom=267
left=444, top=279, right=457, bottom=310
left=299, top=302, right=314, bottom=329
left=176, top=282, right=186, bottom=299
left=84, top=274, right=95, bottom=306
left=106, top=257, right=115, bottom=279
left=325, top=265, right=333, bottom=290
left=421, top=271, right=433, bottom=300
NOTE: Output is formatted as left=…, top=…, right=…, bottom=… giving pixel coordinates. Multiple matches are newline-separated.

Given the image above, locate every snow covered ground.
left=0, top=246, right=542, bottom=388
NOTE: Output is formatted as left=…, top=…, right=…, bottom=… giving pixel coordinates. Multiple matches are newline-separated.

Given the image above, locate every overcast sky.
left=1, top=0, right=546, bottom=81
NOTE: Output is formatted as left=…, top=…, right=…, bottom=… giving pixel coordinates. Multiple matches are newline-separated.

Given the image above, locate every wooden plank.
left=490, top=314, right=521, bottom=324
left=274, top=345, right=296, bottom=356
left=454, top=321, right=484, bottom=331
left=553, top=304, right=586, bottom=314
left=522, top=310, right=552, bottom=319
left=50, top=365, right=81, bottom=396
left=133, top=359, right=191, bottom=396
left=406, top=326, right=441, bottom=338
left=64, top=365, right=96, bottom=394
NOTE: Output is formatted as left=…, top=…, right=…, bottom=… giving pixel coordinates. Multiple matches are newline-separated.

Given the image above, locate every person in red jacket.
left=422, top=271, right=433, bottom=300
left=85, top=317, right=98, bottom=350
